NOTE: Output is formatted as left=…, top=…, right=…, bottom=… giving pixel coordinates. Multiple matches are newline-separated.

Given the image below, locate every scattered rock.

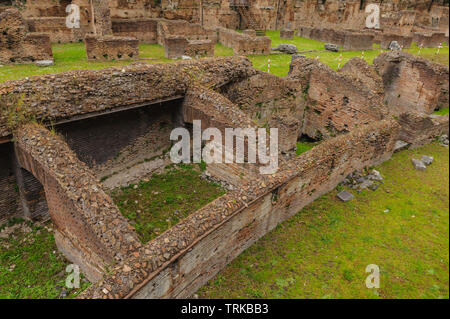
left=411, top=159, right=426, bottom=171
left=337, top=190, right=354, bottom=202
left=35, top=60, right=54, bottom=67
left=324, top=43, right=339, bottom=52
left=359, top=179, right=374, bottom=190
left=438, top=134, right=449, bottom=146
left=421, top=155, right=434, bottom=166
left=369, top=169, right=383, bottom=181
left=59, top=288, right=68, bottom=298
left=274, top=44, right=298, bottom=54
left=394, top=140, right=409, bottom=152
left=369, top=183, right=379, bottom=191
left=388, top=41, right=402, bottom=51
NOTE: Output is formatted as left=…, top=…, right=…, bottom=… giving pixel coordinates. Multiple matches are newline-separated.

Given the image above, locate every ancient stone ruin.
left=0, top=8, right=53, bottom=64
left=1, top=49, right=448, bottom=297
left=0, top=0, right=449, bottom=300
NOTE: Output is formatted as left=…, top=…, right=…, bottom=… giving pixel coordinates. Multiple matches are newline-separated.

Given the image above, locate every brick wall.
left=14, top=123, right=141, bottom=282
left=80, top=119, right=400, bottom=299
left=112, top=18, right=158, bottom=43
left=0, top=143, right=19, bottom=222
left=55, top=100, right=181, bottom=171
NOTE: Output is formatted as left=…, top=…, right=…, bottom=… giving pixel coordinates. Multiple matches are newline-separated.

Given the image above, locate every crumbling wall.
left=79, top=119, right=400, bottom=299
left=157, top=19, right=218, bottom=46
left=56, top=99, right=180, bottom=180
left=221, top=71, right=306, bottom=153
left=218, top=28, right=271, bottom=55
left=85, top=34, right=139, bottom=60
left=374, top=51, right=449, bottom=115
left=289, top=57, right=386, bottom=140
left=14, top=123, right=141, bottom=282
left=112, top=18, right=158, bottom=43
left=164, top=36, right=214, bottom=58
left=0, top=57, right=256, bottom=140
left=398, top=113, right=449, bottom=148
left=0, top=8, right=53, bottom=64
left=0, top=143, right=19, bottom=222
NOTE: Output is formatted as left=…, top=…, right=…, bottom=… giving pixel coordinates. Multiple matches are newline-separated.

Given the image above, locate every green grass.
left=434, top=108, right=450, bottom=116
left=1, top=32, right=447, bottom=82
left=0, top=43, right=171, bottom=83
left=296, top=140, right=320, bottom=156
left=112, top=164, right=226, bottom=244
left=0, top=218, right=90, bottom=299
left=198, top=143, right=449, bottom=299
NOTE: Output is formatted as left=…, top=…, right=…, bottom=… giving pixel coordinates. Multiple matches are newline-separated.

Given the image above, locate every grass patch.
left=434, top=108, right=449, bottom=116
left=0, top=218, right=90, bottom=299
left=296, top=138, right=320, bottom=156
left=198, top=143, right=449, bottom=299
left=112, top=164, right=226, bottom=244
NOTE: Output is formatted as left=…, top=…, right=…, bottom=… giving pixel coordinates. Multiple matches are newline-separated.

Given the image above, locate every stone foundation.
left=380, top=34, right=413, bottom=49
left=242, top=29, right=256, bottom=37
left=112, top=18, right=158, bottom=43
left=414, top=32, right=447, bottom=47
left=280, top=30, right=295, bottom=39
left=85, top=35, right=139, bottom=61
left=164, top=36, right=214, bottom=59
left=343, top=33, right=374, bottom=51
left=0, top=8, right=53, bottom=64
left=218, top=28, right=271, bottom=55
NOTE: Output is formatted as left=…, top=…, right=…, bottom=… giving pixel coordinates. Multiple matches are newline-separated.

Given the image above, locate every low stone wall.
left=14, top=123, right=141, bottom=282
left=242, top=29, right=256, bottom=37
left=414, top=32, right=447, bottom=47
left=79, top=119, right=400, bottom=299
left=280, top=30, right=295, bottom=39
left=218, top=28, right=271, bottom=55
left=112, top=18, right=158, bottom=43
left=289, top=57, right=386, bottom=140
left=85, top=35, right=139, bottom=61
left=26, top=17, right=77, bottom=43
left=380, top=33, right=413, bottom=49
left=164, top=36, right=214, bottom=59
left=0, top=57, right=256, bottom=140
left=343, top=33, right=374, bottom=51
left=296, top=25, right=374, bottom=50
left=157, top=19, right=217, bottom=46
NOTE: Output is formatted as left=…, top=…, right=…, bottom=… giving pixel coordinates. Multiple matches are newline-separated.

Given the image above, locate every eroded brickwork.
left=0, top=8, right=53, bottom=64
left=0, top=57, right=256, bottom=139
left=79, top=119, right=400, bottom=299
left=289, top=57, right=386, bottom=140
left=218, top=28, right=271, bottom=55
left=14, top=123, right=141, bottom=282
left=85, top=34, right=139, bottom=60
left=374, top=51, right=449, bottom=115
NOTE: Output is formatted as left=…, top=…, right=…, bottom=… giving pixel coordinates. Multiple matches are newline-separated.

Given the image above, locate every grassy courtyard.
left=198, top=143, right=449, bottom=299
left=0, top=31, right=448, bottom=82
left=112, top=164, right=226, bottom=244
